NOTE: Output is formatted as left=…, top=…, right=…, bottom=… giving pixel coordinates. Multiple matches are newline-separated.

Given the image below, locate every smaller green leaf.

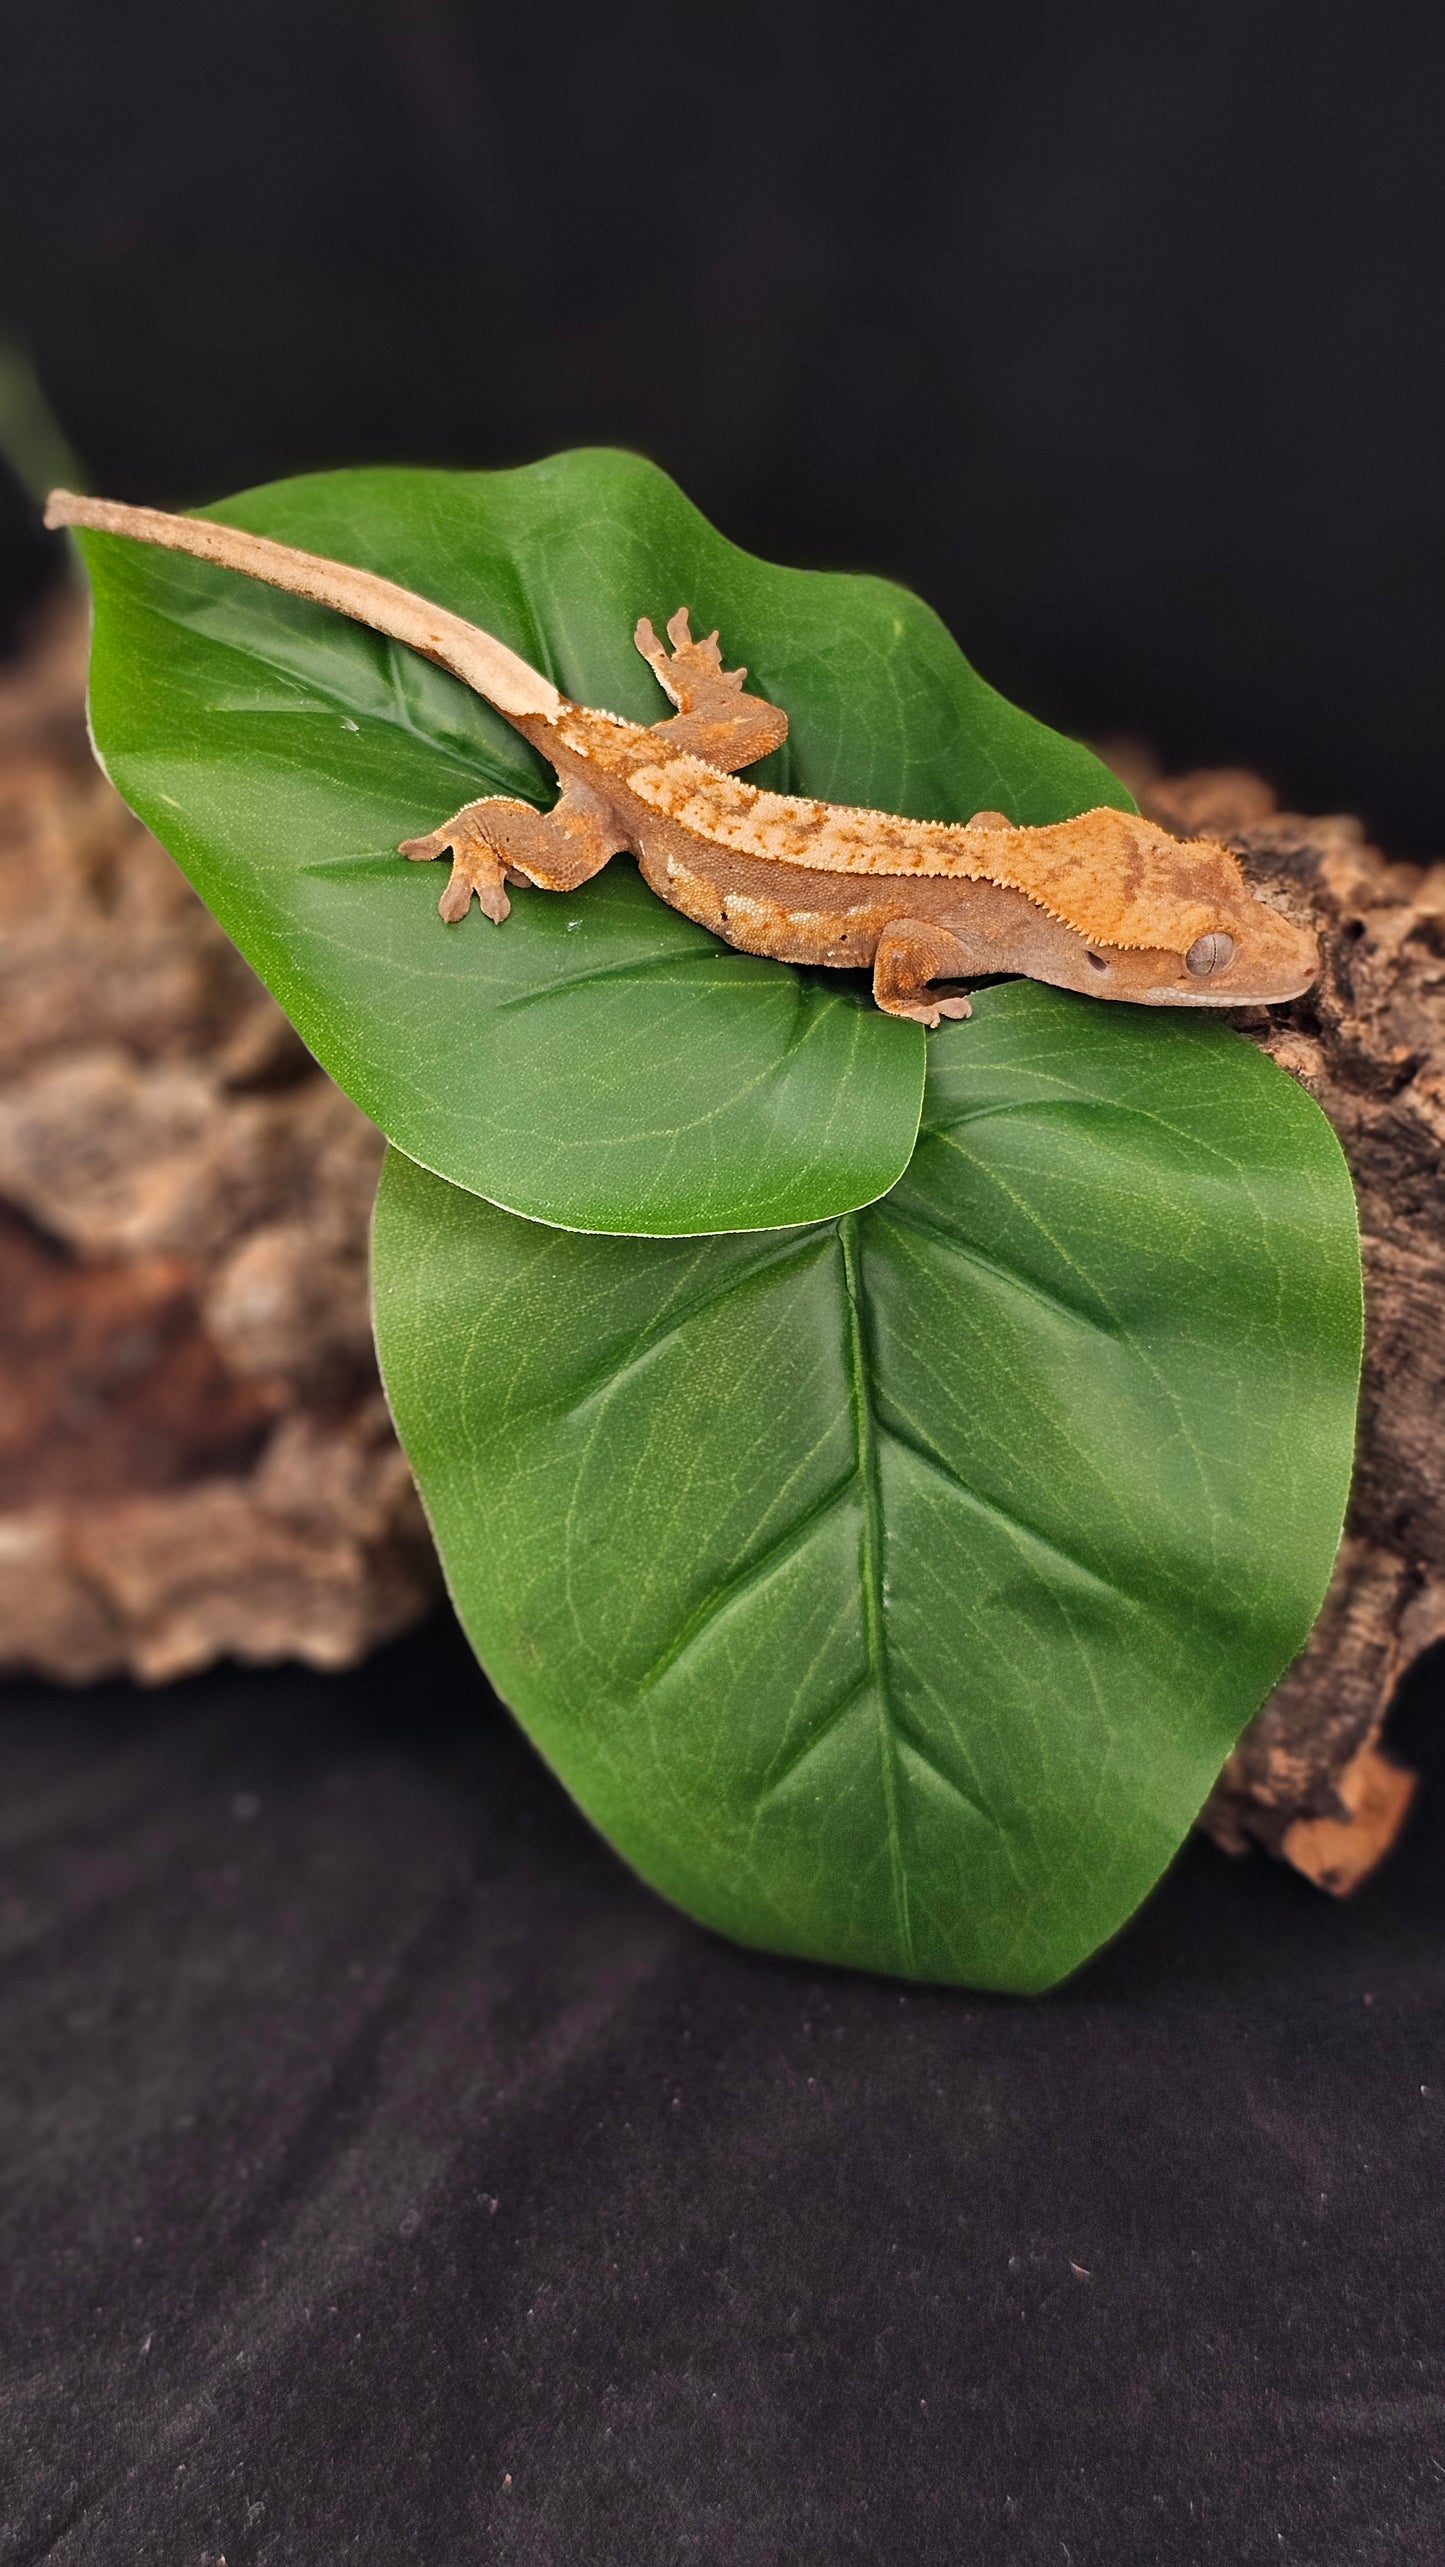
left=78, top=451, right=1130, bottom=1236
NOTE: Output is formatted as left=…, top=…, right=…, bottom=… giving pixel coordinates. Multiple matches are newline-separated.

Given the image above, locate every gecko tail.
left=43, top=488, right=564, bottom=725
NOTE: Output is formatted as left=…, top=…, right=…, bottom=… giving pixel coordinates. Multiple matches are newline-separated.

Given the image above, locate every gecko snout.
left=1173, top=901, right=1318, bottom=1003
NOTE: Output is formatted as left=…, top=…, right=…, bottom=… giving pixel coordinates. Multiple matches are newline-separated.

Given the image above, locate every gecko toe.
left=437, top=863, right=510, bottom=924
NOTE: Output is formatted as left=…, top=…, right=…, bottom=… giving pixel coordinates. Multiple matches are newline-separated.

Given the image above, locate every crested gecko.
left=45, top=491, right=1318, bottom=1025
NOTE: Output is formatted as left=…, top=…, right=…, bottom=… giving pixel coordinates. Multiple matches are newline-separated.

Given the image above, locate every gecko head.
left=1044, top=812, right=1319, bottom=1008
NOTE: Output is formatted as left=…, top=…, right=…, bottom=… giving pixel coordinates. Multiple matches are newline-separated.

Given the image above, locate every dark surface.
left=1, top=1615, right=1441, bottom=2567
left=1, top=1, right=1444, bottom=844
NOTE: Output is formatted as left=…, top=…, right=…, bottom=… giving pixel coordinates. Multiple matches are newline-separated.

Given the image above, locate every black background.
left=2, top=1621, right=1443, bottom=2566
left=1, top=6, right=1443, bottom=2561
left=1, top=0, right=1445, bottom=842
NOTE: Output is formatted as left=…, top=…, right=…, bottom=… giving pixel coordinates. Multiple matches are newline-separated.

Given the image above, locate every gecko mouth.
left=1124, top=921, right=1319, bottom=1007
left=1141, top=964, right=1318, bottom=1007
left=1106, top=943, right=1319, bottom=1006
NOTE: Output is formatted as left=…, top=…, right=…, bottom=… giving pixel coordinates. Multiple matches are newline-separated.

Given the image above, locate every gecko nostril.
left=1086, top=951, right=1108, bottom=972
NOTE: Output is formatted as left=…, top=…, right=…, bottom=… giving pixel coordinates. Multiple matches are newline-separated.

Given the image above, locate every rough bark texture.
left=0, top=605, right=1437, bottom=1893
left=1108, top=748, right=1445, bottom=1890
left=0, top=597, right=437, bottom=1681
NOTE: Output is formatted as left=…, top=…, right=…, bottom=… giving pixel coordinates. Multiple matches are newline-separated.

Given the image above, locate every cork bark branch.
left=0, top=598, right=438, bottom=1682
left=1109, top=749, right=1445, bottom=1890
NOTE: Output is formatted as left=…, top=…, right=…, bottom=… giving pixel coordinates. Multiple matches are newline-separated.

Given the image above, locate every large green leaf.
left=374, top=980, right=1362, bottom=1991
left=77, top=450, right=1131, bottom=1236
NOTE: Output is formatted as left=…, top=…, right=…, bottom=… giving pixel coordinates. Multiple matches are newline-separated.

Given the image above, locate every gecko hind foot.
left=634, top=607, right=747, bottom=711
left=400, top=802, right=513, bottom=923
left=401, top=781, right=627, bottom=923
left=635, top=607, right=790, bottom=771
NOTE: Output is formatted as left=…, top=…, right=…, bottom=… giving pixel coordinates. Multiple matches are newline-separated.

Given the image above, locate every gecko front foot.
left=886, top=994, right=974, bottom=1028
left=872, top=920, right=975, bottom=1027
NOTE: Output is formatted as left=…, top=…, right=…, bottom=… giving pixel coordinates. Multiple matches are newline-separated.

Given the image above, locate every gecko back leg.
left=635, top=608, right=790, bottom=772
left=400, top=776, right=630, bottom=922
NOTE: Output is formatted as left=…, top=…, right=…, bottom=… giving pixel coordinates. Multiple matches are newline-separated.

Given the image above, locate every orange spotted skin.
left=514, top=697, right=1319, bottom=1021
left=39, top=493, right=1319, bottom=1026
left=528, top=711, right=1077, bottom=967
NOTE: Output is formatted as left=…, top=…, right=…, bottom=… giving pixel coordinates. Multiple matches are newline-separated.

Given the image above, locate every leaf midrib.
left=839, top=1211, right=914, bottom=1973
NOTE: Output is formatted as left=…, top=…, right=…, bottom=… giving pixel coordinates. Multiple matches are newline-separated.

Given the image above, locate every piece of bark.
left=1106, top=747, right=1445, bottom=1888
left=0, top=597, right=437, bottom=1683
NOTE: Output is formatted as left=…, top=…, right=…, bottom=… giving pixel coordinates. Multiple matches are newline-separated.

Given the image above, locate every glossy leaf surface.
left=375, top=981, right=1362, bottom=1990
left=77, top=451, right=1131, bottom=1235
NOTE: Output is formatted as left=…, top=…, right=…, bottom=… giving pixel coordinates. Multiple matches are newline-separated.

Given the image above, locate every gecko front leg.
left=871, top=919, right=975, bottom=1027
left=400, top=777, right=630, bottom=923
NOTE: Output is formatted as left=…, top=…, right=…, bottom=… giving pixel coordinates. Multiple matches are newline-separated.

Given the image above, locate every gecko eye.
left=1185, top=930, right=1236, bottom=977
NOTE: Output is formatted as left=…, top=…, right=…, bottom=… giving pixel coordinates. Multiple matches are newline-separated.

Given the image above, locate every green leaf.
left=77, top=450, right=1131, bottom=1236
left=374, top=981, right=1361, bottom=1991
